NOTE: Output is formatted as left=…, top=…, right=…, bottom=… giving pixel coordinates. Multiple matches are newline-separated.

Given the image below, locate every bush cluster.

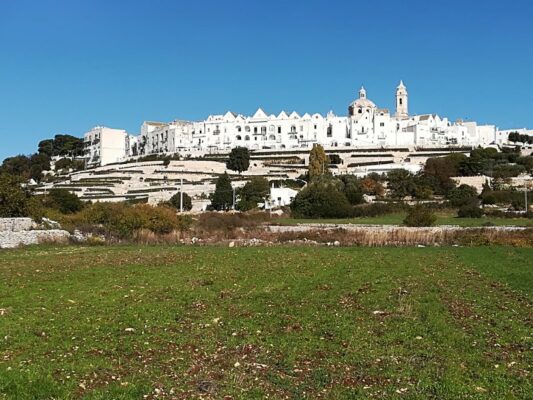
left=63, top=203, right=191, bottom=238
left=291, top=180, right=354, bottom=218
left=403, top=206, right=437, bottom=227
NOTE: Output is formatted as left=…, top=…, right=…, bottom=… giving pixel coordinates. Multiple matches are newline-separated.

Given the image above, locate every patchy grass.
left=278, top=212, right=533, bottom=227
left=0, top=245, right=532, bottom=399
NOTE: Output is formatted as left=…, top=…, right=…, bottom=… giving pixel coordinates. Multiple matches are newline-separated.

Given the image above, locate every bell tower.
left=395, top=80, right=408, bottom=118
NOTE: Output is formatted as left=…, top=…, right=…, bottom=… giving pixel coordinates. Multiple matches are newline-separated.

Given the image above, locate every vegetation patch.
left=0, top=246, right=531, bottom=399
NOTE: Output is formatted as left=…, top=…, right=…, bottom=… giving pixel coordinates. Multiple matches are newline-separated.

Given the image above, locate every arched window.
left=269, top=125, right=275, bottom=132
left=245, top=126, right=250, bottom=132
left=245, top=135, right=250, bottom=141
left=236, top=135, right=242, bottom=140
left=290, top=125, right=296, bottom=133
left=269, top=134, right=276, bottom=141
left=236, top=126, right=242, bottom=132
left=358, top=108, right=362, bottom=114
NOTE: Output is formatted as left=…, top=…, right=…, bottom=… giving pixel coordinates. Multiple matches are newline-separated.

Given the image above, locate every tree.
left=508, top=131, right=520, bottom=143
left=46, top=189, right=84, bottom=214
left=237, top=176, right=269, bottom=211
left=168, top=192, right=193, bottom=211
left=308, top=144, right=329, bottom=180
left=291, top=180, right=353, bottom=218
left=338, top=175, right=365, bottom=205
left=1, top=155, right=31, bottom=178
left=38, top=139, right=54, bottom=157
left=211, top=172, right=233, bottom=211
left=386, top=169, right=416, bottom=199
left=55, top=158, right=73, bottom=171
left=328, top=154, right=342, bottom=165
left=403, top=206, right=437, bottom=227
left=446, top=184, right=478, bottom=207
left=361, top=176, right=385, bottom=196
left=423, top=153, right=465, bottom=194
left=226, top=147, right=250, bottom=174
left=51, top=134, right=84, bottom=157
left=0, top=173, right=30, bottom=217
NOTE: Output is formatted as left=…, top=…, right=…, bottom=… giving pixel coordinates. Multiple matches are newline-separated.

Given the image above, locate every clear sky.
left=1, top=0, right=532, bottom=161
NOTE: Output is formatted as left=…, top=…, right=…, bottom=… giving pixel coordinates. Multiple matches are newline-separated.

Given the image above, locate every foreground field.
left=0, top=246, right=531, bottom=399
left=278, top=212, right=533, bottom=227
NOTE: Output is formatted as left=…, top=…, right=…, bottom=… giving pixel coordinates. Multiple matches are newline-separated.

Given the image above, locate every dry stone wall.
left=0, top=218, right=72, bottom=249
left=0, top=218, right=34, bottom=232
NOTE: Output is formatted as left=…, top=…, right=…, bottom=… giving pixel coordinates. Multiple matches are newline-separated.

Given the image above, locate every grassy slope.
left=0, top=246, right=531, bottom=399
left=278, top=212, right=533, bottom=227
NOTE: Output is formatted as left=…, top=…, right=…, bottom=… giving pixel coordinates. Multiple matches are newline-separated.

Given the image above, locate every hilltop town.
left=18, top=82, right=530, bottom=208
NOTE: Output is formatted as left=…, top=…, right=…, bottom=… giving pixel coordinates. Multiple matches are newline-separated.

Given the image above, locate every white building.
left=83, top=126, right=128, bottom=167
left=84, top=81, right=505, bottom=166
left=495, top=128, right=533, bottom=146
left=268, top=187, right=299, bottom=209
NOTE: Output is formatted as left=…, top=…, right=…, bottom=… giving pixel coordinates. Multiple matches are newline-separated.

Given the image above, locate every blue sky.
left=1, top=0, right=532, bottom=161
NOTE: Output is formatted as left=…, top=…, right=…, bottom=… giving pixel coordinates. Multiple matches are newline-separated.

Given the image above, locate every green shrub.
left=403, top=206, right=437, bottom=227
left=46, top=189, right=84, bottom=214
left=457, top=202, right=483, bottom=218
left=446, top=184, right=478, bottom=207
left=168, top=192, right=192, bottom=211
left=291, top=181, right=353, bottom=218
left=0, top=173, right=31, bottom=217
left=237, top=177, right=269, bottom=211
left=63, top=202, right=187, bottom=238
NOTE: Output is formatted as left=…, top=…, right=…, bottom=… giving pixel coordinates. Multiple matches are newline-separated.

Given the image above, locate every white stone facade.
left=85, top=82, right=506, bottom=166
left=84, top=126, right=129, bottom=167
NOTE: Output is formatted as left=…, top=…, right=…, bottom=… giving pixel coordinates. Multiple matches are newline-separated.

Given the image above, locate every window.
left=237, top=126, right=242, bottom=132
left=254, top=127, right=258, bottom=134
left=314, top=125, right=317, bottom=130
left=300, top=125, right=303, bottom=132
left=277, top=126, right=281, bottom=133
left=290, top=125, right=296, bottom=133
left=236, top=135, right=242, bottom=140
left=269, top=134, right=276, bottom=140
left=358, top=108, right=362, bottom=114
left=245, top=135, right=250, bottom=141
left=261, top=126, right=267, bottom=134
left=269, top=125, right=274, bottom=132
left=399, top=98, right=403, bottom=105
left=380, top=122, right=385, bottom=127
left=245, top=126, right=250, bottom=132
left=327, top=125, right=332, bottom=137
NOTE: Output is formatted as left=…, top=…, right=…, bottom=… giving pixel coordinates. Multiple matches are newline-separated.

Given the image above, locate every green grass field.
left=0, top=245, right=532, bottom=399
left=278, top=212, right=533, bottom=227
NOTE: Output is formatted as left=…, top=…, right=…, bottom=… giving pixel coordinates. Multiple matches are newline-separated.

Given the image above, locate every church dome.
left=349, top=97, right=376, bottom=109
left=348, top=85, right=377, bottom=116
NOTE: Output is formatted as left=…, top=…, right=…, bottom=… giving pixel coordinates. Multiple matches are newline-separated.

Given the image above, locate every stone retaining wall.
left=0, top=230, right=71, bottom=249
left=268, top=224, right=528, bottom=233
left=0, top=218, right=34, bottom=232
